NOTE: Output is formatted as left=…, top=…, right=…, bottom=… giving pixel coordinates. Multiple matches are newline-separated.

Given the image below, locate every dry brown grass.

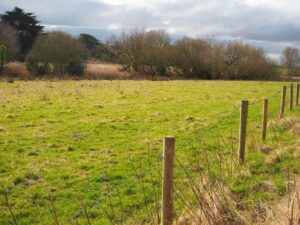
left=85, top=61, right=132, bottom=79
left=1, top=61, right=170, bottom=80
left=4, top=61, right=32, bottom=79
left=4, top=61, right=131, bottom=79
left=85, top=61, right=171, bottom=80
left=177, top=179, right=248, bottom=225
left=251, top=119, right=300, bottom=225
left=255, top=176, right=300, bottom=225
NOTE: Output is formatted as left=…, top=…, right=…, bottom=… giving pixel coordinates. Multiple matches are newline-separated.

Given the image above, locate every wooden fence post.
left=296, top=84, right=300, bottom=106
left=238, top=100, right=248, bottom=164
left=280, top=86, right=286, bottom=119
left=161, top=137, right=175, bottom=225
left=262, top=99, right=268, bottom=141
left=290, top=83, right=294, bottom=110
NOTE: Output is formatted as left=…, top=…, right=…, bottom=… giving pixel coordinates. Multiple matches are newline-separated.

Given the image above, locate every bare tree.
left=110, top=29, right=278, bottom=80
left=207, top=42, right=276, bottom=80
left=170, top=38, right=212, bottom=78
left=280, top=47, right=300, bottom=76
left=26, top=31, right=85, bottom=75
left=109, top=28, right=171, bottom=75
left=0, top=23, right=19, bottom=60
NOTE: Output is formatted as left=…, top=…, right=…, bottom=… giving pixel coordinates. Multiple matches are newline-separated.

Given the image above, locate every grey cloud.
left=1, top=0, right=300, bottom=56
left=44, top=26, right=121, bottom=42
left=0, top=0, right=161, bottom=28
left=239, top=24, right=300, bottom=42
left=1, top=0, right=116, bottom=26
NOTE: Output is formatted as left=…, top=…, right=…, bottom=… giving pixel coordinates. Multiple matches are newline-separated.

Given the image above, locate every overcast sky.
left=1, top=0, right=300, bottom=58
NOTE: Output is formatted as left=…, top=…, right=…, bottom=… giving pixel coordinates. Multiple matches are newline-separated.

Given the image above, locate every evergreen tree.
left=1, top=7, right=43, bottom=60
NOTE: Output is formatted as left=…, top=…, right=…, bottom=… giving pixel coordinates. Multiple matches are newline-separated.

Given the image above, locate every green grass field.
left=0, top=80, right=299, bottom=224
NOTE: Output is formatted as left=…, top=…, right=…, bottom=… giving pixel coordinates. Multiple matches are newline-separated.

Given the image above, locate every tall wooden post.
left=239, top=100, right=248, bottom=164
left=262, top=99, right=268, bottom=141
left=290, top=83, right=294, bottom=110
left=161, top=137, right=175, bottom=225
left=296, top=84, right=300, bottom=106
left=280, top=86, right=286, bottom=119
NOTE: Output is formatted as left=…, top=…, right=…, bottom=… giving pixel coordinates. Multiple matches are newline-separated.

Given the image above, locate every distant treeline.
left=1, top=7, right=299, bottom=79
left=109, top=29, right=277, bottom=80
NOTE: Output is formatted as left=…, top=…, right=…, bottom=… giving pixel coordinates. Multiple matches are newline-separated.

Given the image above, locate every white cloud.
left=107, top=23, right=122, bottom=30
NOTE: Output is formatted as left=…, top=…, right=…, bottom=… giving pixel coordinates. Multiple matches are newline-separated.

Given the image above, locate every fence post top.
left=164, top=136, right=175, bottom=140
left=241, top=100, right=249, bottom=104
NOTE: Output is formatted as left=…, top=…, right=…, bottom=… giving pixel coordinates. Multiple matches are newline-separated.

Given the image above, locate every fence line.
left=161, top=83, right=297, bottom=223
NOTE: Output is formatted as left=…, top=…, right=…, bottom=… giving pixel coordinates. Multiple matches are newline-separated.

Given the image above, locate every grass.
left=0, top=80, right=299, bottom=224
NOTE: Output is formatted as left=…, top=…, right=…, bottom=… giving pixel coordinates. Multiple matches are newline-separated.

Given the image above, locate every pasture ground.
left=0, top=80, right=299, bottom=224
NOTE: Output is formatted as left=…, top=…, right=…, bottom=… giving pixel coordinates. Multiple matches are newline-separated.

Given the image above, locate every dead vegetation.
left=2, top=61, right=171, bottom=80
left=85, top=61, right=132, bottom=79
left=3, top=61, right=30, bottom=78
left=177, top=117, right=300, bottom=225
left=246, top=118, right=300, bottom=225
left=3, top=61, right=130, bottom=79
left=177, top=178, right=248, bottom=225
left=250, top=118, right=300, bottom=225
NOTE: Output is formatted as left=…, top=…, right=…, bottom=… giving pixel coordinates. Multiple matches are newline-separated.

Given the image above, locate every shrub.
left=63, top=57, right=85, bottom=76
left=25, top=57, right=49, bottom=76
left=26, top=31, right=85, bottom=76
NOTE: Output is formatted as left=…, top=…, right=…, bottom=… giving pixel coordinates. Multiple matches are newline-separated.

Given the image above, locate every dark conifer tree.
left=1, top=7, right=43, bottom=60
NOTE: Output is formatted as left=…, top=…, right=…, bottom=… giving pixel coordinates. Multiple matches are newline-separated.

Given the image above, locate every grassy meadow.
left=0, top=80, right=299, bottom=224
